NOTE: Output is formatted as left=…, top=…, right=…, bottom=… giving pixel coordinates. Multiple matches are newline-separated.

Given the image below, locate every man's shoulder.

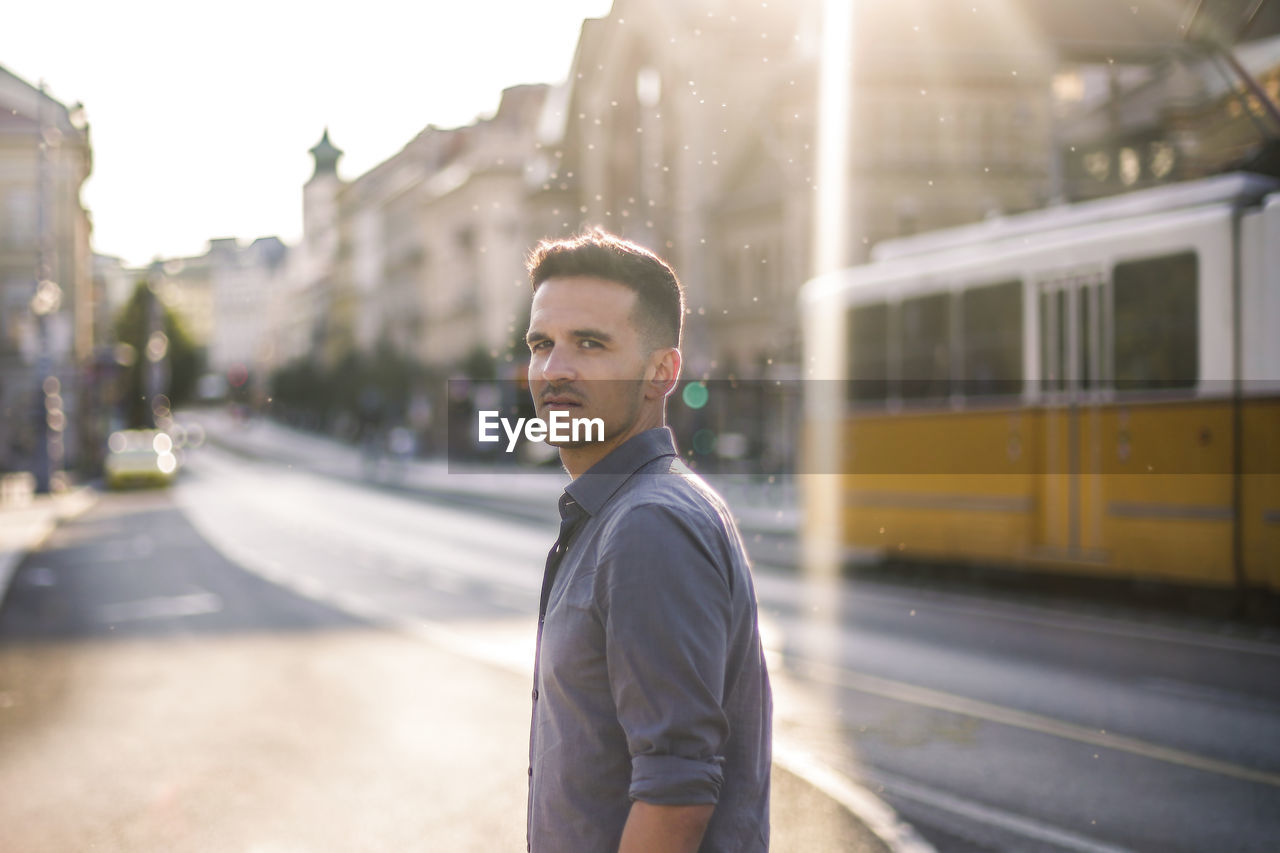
left=625, top=453, right=729, bottom=507
left=598, top=456, right=737, bottom=541
left=591, top=460, right=747, bottom=594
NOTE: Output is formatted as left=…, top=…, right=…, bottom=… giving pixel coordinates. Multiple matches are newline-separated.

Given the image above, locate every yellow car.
left=104, top=430, right=179, bottom=489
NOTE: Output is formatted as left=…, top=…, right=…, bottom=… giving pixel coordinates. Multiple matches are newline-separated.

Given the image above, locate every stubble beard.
left=545, top=376, right=647, bottom=450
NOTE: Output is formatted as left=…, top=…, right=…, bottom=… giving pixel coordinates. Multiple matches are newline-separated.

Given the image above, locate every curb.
left=773, top=745, right=936, bottom=853
left=0, top=486, right=98, bottom=604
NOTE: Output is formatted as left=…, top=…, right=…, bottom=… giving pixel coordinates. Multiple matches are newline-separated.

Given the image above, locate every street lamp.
left=31, top=279, right=62, bottom=316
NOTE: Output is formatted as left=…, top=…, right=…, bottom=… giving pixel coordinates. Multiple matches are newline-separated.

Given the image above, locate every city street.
left=6, top=4, right=1280, bottom=852
left=2, top=412, right=1279, bottom=852
left=0, top=488, right=535, bottom=852
left=0, top=431, right=875, bottom=853
left=187, top=413, right=1280, bottom=852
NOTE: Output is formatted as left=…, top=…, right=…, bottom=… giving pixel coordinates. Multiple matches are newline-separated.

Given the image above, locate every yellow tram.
left=800, top=173, right=1280, bottom=597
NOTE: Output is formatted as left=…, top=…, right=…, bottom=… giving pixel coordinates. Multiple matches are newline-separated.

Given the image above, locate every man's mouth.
left=541, top=396, right=583, bottom=409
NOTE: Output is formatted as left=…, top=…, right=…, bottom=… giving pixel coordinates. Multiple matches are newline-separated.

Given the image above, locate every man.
left=523, top=230, right=772, bottom=853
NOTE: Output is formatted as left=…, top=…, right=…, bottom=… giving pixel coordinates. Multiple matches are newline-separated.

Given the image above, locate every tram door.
left=1036, top=272, right=1108, bottom=561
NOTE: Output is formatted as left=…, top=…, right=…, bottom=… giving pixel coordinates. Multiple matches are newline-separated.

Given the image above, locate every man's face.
left=526, top=275, right=653, bottom=448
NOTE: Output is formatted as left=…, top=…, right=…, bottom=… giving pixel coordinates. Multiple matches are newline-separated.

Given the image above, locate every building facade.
left=208, top=236, right=289, bottom=386
left=0, top=66, right=93, bottom=487
left=533, top=0, right=1061, bottom=380
left=303, top=85, right=548, bottom=380
left=1056, top=36, right=1280, bottom=200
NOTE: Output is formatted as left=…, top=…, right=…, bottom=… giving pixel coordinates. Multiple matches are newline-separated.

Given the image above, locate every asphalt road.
left=0, top=489, right=535, bottom=853
left=170, top=414, right=1280, bottom=853
left=0, top=469, right=881, bottom=852
left=765, top=582, right=1280, bottom=852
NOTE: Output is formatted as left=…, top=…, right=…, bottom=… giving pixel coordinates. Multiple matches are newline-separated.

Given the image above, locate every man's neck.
left=561, top=414, right=664, bottom=480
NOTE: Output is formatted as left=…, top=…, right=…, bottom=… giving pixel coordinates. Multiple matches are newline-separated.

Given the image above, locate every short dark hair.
left=526, top=229, right=684, bottom=350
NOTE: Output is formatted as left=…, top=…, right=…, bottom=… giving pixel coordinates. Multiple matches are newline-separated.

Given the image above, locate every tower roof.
left=308, top=128, right=343, bottom=178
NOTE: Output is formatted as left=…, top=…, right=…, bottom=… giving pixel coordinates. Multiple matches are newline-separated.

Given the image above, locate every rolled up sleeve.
left=596, top=503, right=732, bottom=806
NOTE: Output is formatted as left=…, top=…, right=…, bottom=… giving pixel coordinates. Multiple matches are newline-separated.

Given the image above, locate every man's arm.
left=618, top=801, right=714, bottom=853
left=597, top=503, right=732, bottom=847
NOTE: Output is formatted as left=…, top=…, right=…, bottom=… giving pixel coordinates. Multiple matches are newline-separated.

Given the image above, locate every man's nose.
left=536, top=346, right=577, bottom=383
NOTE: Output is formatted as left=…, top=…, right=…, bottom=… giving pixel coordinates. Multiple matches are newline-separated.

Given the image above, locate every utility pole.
left=144, top=272, right=170, bottom=427
left=31, top=81, right=66, bottom=493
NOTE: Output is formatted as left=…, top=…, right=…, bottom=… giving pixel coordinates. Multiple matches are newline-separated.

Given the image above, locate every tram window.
left=896, top=292, right=951, bottom=399
left=1081, top=286, right=1094, bottom=388
left=1080, top=282, right=1106, bottom=389
left=1113, top=252, right=1198, bottom=389
left=962, top=280, right=1023, bottom=396
left=1039, top=289, right=1069, bottom=394
left=848, top=302, right=889, bottom=403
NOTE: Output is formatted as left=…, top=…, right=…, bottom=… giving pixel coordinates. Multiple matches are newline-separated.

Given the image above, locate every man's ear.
left=644, top=347, right=682, bottom=400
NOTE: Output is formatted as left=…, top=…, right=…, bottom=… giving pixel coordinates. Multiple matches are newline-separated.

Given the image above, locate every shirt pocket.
left=547, top=557, right=598, bottom=614
left=541, top=564, right=608, bottom=694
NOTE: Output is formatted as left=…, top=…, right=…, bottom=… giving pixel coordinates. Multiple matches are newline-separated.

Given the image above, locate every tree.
left=113, top=280, right=199, bottom=428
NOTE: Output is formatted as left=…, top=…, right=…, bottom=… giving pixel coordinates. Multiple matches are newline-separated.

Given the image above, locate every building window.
left=1118, top=146, right=1141, bottom=186
left=5, top=189, right=36, bottom=247
left=1149, top=140, right=1176, bottom=179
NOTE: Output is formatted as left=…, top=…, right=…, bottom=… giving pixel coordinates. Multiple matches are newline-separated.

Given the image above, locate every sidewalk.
left=0, top=486, right=97, bottom=603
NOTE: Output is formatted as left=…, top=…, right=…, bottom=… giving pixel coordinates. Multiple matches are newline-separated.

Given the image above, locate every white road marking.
left=289, top=575, right=326, bottom=600
left=862, top=766, right=1137, bottom=853
left=98, top=591, right=223, bottom=623
left=773, top=745, right=936, bottom=853
left=790, top=657, right=1280, bottom=788
left=752, top=567, right=1280, bottom=658
left=332, top=590, right=382, bottom=621
left=253, top=560, right=286, bottom=583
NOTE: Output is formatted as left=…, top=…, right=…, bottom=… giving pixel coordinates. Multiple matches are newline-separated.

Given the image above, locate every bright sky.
left=3, top=0, right=614, bottom=267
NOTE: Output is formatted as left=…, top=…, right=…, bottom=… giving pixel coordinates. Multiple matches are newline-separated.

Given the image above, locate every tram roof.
left=869, top=172, right=1280, bottom=264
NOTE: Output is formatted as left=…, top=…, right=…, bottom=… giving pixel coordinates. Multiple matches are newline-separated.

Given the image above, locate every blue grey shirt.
left=527, top=427, right=772, bottom=852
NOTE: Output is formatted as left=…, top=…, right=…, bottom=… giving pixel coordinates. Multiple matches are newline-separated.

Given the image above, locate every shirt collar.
left=562, top=427, right=678, bottom=518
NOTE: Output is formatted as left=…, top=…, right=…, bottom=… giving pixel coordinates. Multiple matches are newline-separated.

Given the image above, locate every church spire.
left=308, top=128, right=343, bottom=178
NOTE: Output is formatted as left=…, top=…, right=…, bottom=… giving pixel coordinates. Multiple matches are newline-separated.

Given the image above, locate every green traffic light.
left=682, top=381, right=709, bottom=410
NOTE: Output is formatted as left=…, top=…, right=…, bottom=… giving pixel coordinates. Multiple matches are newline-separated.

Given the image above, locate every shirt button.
left=532, top=689, right=539, bottom=700
left=528, top=767, right=533, bottom=777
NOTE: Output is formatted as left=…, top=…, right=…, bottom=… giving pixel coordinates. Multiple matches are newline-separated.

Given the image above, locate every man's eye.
left=530, top=340, right=551, bottom=351
left=580, top=340, right=601, bottom=349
